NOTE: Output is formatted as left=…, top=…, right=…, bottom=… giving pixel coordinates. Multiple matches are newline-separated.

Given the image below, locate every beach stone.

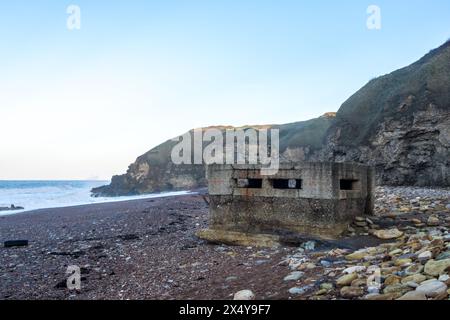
left=389, top=249, right=403, bottom=256
left=401, top=274, right=427, bottom=284
left=305, top=262, right=316, bottom=269
left=416, top=280, right=448, bottom=298
left=438, top=274, right=449, bottom=283
left=287, top=257, right=306, bottom=270
left=225, top=276, right=238, bottom=282
left=320, top=283, right=333, bottom=291
left=365, top=293, right=397, bottom=300
left=343, top=266, right=366, bottom=274
left=394, top=258, right=412, bottom=267
left=314, top=289, right=328, bottom=296
left=384, top=275, right=401, bottom=286
left=289, top=287, right=305, bottom=295
left=398, top=252, right=416, bottom=260
left=424, top=259, right=450, bottom=276
left=399, top=206, right=411, bottom=213
left=320, top=260, right=332, bottom=268
left=373, top=228, right=404, bottom=240
left=427, top=216, right=440, bottom=226
left=367, top=265, right=381, bottom=273
left=233, top=290, right=255, bottom=300
left=355, top=221, right=368, bottom=227
left=383, top=283, right=412, bottom=295
left=436, top=251, right=450, bottom=261
left=284, top=271, right=304, bottom=282
left=345, top=249, right=368, bottom=261
left=404, top=264, right=424, bottom=275
left=418, top=251, right=433, bottom=260
left=351, top=278, right=367, bottom=288
left=288, top=285, right=313, bottom=295
left=381, top=266, right=399, bottom=275
left=367, top=285, right=380, bottom=294
left=430, top=238, right=444, bottom=247
left=288, top=287, right=304, bottom=295
left=405, top=281, right=420, bottom=288
left=340, top=286, right=364, bottom=299
left=397, top=291, right=427, bottom=300
left=301, top=241, right=316, bottom=251
left=336, top=273, right=358, bottom=286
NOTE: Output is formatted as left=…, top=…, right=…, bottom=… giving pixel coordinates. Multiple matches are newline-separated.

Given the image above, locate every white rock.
left=373, top=228, right=404, bottom=240
left=343, top=266, right=366, bottom=274
left=233, top=290, right=255, bottom=300
left=288, top=287, right=305, bottom=295
left=288, top=257, right=307, bottom=270
left=367, top=265, right=380, bottom=274
left=397, top=291, right=427, bottom=300
left=288, top=284, right=313, bottom=295
left=415, top=280, right=448, bottom=298
left=301, top=241, right=316, bottom=251
left=284, top=271, right=304, bottom=281
left=438, top=274, right=449, bottom=282
left=405, top=281, right=419, bottom=288
left=418, top=251, right=432, bottom=260
left=367, top=286, right=380, bottom=294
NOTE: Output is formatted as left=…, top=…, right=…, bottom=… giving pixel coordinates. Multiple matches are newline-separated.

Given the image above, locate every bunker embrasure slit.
left=271, top=179, right=302, bottom=190
left=235, top=178, right=263, bottom=189
left=340, top=179, right=359, bottom=191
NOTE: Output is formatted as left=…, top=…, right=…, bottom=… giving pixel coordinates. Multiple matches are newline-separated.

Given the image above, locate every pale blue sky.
left=1, top=0, right=449, bottom=180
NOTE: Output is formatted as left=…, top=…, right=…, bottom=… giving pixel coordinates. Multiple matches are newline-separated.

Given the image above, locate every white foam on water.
left=0, top=181, right=194, bottom=216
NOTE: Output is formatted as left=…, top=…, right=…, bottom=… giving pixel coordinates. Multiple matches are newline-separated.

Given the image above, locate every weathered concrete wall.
left=205, top=162, right=375, bottom=240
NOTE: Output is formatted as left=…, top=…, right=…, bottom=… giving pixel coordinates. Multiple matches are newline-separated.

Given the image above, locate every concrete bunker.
left=197, top=162, right=375, bottom=246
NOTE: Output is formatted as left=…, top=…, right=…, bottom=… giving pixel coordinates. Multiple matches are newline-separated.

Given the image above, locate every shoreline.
left=0, top=190, right=198, bottom=216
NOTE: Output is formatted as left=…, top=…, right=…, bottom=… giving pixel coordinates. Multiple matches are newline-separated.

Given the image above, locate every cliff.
left=311, top=40, right=450, bottom=186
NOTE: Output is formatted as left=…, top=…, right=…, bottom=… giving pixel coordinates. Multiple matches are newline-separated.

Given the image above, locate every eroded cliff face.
left=92, top=134, right=207, bottom=196
left=312, top=104, right=450, bottom=186
left=309, top=41, right=450, bottom=187
left=93, top=163, right=206, bottom=196
left=93, top=41, right=450, bottom=196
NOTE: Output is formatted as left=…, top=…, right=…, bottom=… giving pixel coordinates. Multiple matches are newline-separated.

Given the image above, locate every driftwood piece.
left=4, top=240, right=29, bottom=248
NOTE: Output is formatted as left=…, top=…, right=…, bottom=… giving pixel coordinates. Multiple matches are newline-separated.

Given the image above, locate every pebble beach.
left=0, top=186, right=449, bottom=300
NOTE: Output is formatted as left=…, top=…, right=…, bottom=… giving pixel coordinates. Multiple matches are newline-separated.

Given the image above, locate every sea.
left=0, top=180, right=192, bottom=215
